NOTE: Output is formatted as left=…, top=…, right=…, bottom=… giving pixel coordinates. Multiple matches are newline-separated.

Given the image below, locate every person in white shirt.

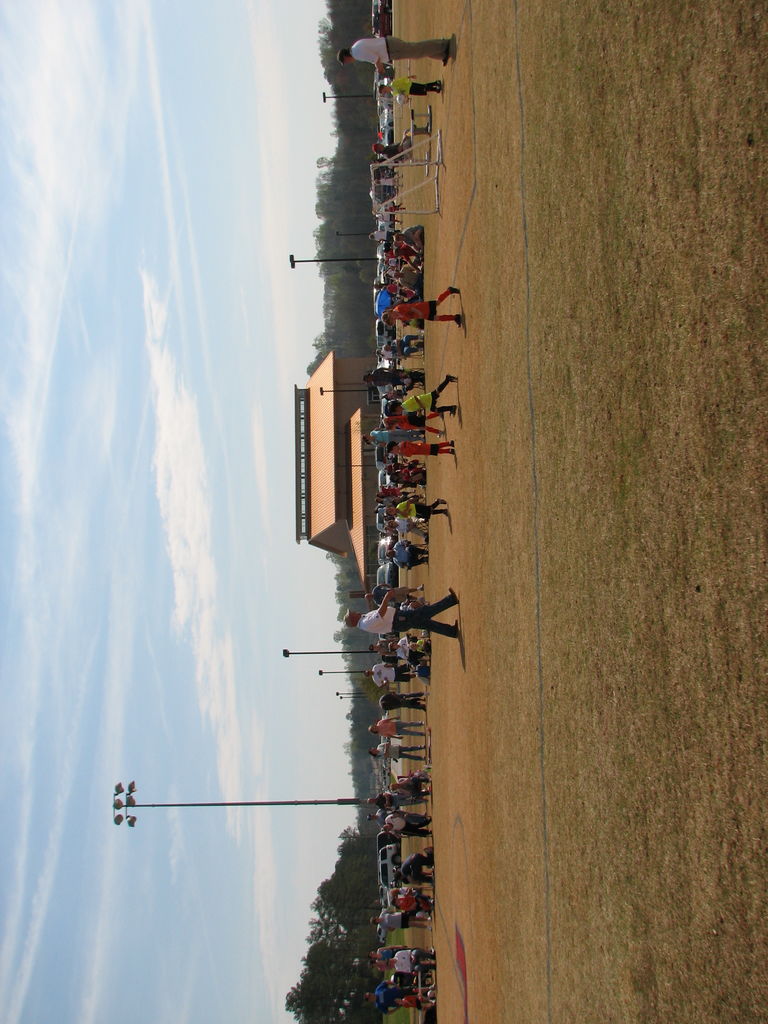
left=368, top=738, right=426, bottom=762
left=337, top=34, right=452, bottom=71
left=364, top=662, right=412, bottom=688
left=391, top=947, right=436, bottom=973
left=347, top=602, right=397, bottom=635
left=394, top=515, right=428, bottom=541
left=369, top=910, right=430, bottom=932
left=345, top=588, right=460, bottom=638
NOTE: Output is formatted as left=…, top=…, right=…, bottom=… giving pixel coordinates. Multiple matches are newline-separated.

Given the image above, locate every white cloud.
left=244, top=0, right=332, bottom=396
left=0, top=633, right=100, bottom=1024
left=141, top=270, right=247, bottom=826
left=250, top=403, right=274, bottom=543
left=0, top=3, right=342, bottom=1021
left=1, top=0, right=141, bottom=518
left=246, top=737, right=281, bottom=1016
left=0, top=3, right=142, bottom=1020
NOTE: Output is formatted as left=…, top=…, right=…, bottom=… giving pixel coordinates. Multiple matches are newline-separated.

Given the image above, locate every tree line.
left=285, top=5, right=399, bottom=1018
left=285, top=550, right=394, bottom=1021
left=308, top=1, right=387, bottom=375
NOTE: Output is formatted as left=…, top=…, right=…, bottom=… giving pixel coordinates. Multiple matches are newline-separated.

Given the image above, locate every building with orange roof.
left=294, top=352, right=382, bottom=585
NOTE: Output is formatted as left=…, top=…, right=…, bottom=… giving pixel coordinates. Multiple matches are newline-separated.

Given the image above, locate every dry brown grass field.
left=390, top=1, right=767, bottom=1022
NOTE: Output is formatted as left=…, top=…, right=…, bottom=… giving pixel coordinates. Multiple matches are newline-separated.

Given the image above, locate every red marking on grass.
left=455, top=925, right=469, bottom=1023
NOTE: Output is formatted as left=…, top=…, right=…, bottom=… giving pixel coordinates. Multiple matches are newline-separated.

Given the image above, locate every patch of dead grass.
left=391, top=1, right=767, bottom=1021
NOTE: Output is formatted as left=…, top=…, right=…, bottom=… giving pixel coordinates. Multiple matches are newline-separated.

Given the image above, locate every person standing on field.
left=382, top=286, right=463, bottom=328
left=337, top=36, right=452, bottom=72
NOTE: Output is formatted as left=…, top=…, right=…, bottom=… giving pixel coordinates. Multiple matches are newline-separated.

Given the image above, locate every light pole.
left=283, top=648, right=375, bottom=657
left=336, top=691, right=368, bottom=700
left=112, top=781, right=362, bottom=827
left=289, top=254, right=377, bottom=269
left=319, top=670, right=369, bottom=676
left=335, top=230, right=371, bottom=237
left=319, top=386, right=371, bottom=396
left=322, top=92, right=371, bottom=102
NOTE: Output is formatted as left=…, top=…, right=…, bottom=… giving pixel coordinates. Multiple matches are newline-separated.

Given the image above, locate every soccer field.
left=394, top=1, right=767, bottom=1020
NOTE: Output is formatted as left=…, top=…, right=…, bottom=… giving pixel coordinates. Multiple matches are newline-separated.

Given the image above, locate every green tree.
left=285, top=829, right=382, bottom=1023
left=308, top=6, right=385, bottom=374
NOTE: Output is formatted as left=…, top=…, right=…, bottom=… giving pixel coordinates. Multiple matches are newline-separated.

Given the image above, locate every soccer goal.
left=370, top=131, right=443, bottom=217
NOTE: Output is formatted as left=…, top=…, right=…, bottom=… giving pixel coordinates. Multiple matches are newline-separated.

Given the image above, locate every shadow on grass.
left=458, top=610, right=466, bottom=668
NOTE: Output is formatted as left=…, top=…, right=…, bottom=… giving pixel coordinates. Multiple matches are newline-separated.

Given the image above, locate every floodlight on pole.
left=113, top=781, right=362, bottom=827
left=318, top=670, right=369, bottom=676
left=289, top=254, right=377, bottom=269
left=322, top=92, right=371, bottom=102
left=283, top=648, right=375, bottom=657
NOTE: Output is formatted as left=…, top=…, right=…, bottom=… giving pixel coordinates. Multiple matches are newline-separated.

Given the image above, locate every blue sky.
left=0, top=2, right=365, bottom=1020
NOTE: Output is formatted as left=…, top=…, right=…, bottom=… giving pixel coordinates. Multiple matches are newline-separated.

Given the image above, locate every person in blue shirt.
left=365, top=427, right=428, bottom=444
left=364, top=981, right=415, bottom=1013
left=392, top=540, right=429, bottom=569
left=375, top=286, right=394, bottom=317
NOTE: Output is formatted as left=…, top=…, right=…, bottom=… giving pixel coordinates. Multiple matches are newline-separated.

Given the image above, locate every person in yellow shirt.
left=391, top=498, right=449, bottom=522
left=381, top=75, right=443, bottom=97
left=386, top=374, right=459, bottom=423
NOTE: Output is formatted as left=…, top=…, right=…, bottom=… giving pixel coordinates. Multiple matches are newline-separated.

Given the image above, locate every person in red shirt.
left=383, top=412, right=443, bottom=433
left=390, top=886, right=433, bottom=913
left=395, top=462, right=428, bottom=486
left=392, top=240, right=422, bottom=270
left=376, top=485, right=410, bottom=500
left=390, top=440, right=455, bottom=457
left=382, top=286, right=463, bottom=326
left=369, top=717, right=426, bottom=738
